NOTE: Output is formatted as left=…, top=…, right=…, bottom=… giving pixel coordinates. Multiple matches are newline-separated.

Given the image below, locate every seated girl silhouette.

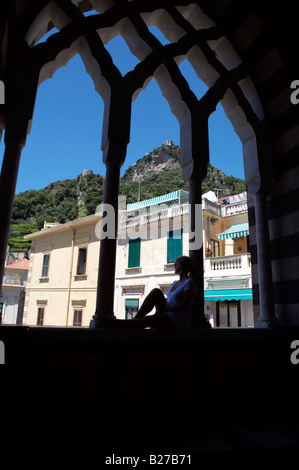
left=103, top=255, right=198, bottom=330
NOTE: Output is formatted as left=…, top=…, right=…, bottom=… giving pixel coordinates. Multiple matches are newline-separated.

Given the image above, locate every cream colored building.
left=23, top=190, right=253, bottom=327
left=23, top=215, right=101, bottom=327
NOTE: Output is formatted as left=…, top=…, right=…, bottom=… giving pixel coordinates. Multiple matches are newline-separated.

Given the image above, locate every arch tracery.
left=21, top=0, right=265, bottom=186
left=1, top=0, right=276, bottom=325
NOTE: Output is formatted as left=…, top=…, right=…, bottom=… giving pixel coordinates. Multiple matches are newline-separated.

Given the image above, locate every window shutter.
left=73, top=309, right=82, bottom=326
left=128, top=238, right=141, bottom=268
left=167, top=229, right=183, bottom=263
left=125, top=299, right=139, bottom=320
left=125, top=299, right=139, bottom=309
left=42, top=254, right=50, bottom=277
left=77, top=248, right=87, bottom=275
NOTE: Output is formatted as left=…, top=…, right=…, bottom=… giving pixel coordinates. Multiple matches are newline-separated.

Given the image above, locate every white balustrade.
left=3, top=275, right=23, bottom=285
left=221, top=201, right=247, bottom=217
left=120, top=199, right=248, bottom=233
left=205, top=254, right=251, bottom=276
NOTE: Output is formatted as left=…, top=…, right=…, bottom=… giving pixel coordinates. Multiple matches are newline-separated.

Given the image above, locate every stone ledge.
left=0, top=323, right=284, bottom=347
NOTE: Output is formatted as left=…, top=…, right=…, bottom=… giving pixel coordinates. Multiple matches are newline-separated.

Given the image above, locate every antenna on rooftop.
left=214, top=188, right=221, bottom=198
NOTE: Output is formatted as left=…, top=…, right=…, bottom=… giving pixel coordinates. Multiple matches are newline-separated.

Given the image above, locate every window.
left=37, top=307, right=44, bottom=325
left=73, top=309, right=82, bottom=326
left=77, top=247, right=87, bottom=275
left=128, top=238, right=141, bottom=268
left=216, top=300, right=241, bottom=327
left=167, top=229, right=183, bottom=263
left=41, top=254, right=50, bottom=278
left=125, top=299, right=139, bottom=319
left=210, top=239, right=220, bottom=257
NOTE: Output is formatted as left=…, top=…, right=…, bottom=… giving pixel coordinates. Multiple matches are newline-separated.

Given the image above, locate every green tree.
left=8, top=224, right=39, bottom=256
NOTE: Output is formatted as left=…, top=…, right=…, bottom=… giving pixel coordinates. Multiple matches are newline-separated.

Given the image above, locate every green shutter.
left=128, top=238, right=141, bottom=268
left=125, top=298, right=139, bottom=319
left=167, top=229, right=183, bottom=263
left=125, top=299, right=139, bottom=309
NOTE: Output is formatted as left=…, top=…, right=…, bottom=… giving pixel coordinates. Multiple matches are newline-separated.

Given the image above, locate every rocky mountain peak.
left=123, top=141, right=180, bottom=182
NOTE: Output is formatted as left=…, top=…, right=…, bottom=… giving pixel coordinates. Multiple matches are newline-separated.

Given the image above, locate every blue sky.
left=0, top=23, right=244, bottom=195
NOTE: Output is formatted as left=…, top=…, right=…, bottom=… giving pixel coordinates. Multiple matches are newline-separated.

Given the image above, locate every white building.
left=115, top=190, right=253, bottom=327
left=1, top=258, right=29, bottom=324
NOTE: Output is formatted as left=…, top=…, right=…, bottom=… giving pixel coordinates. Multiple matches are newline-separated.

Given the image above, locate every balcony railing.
left=119, top=199, right=249, bottom=233
left=203, top=200, right=248, bottom=217
left=119, top=204, right=190, bottom=231
left=221, top=201, right=248, bottom=217
left=204, top=254, right=251, bottom=276
left=3, top=275, right=24, bottom=285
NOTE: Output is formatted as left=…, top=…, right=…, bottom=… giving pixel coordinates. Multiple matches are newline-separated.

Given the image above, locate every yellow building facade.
left=24, top=215, right=101, bottom=327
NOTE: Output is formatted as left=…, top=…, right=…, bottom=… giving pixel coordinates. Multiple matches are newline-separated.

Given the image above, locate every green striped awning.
left=204, top=288, right=252, bottom=301
left=217, top=222, right=249, bottom=240
left=127, top=191, right=180, bottom=212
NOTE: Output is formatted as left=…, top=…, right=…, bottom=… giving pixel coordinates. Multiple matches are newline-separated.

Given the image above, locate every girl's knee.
left=151, top=288, right=162, bottom=295
left=151, top=288, right=165, bottom=301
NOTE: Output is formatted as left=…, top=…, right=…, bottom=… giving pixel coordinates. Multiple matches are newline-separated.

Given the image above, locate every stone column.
left=254, top=192, right=276, bottom=327
left=0, top=130, right=26, bottom=323
left=188, top=177, right=205, bottom=326
left=92, top=160, right=121, bottom=325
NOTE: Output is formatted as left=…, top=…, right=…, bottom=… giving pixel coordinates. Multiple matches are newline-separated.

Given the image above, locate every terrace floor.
left=1, top=325, right=299, bottom=460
